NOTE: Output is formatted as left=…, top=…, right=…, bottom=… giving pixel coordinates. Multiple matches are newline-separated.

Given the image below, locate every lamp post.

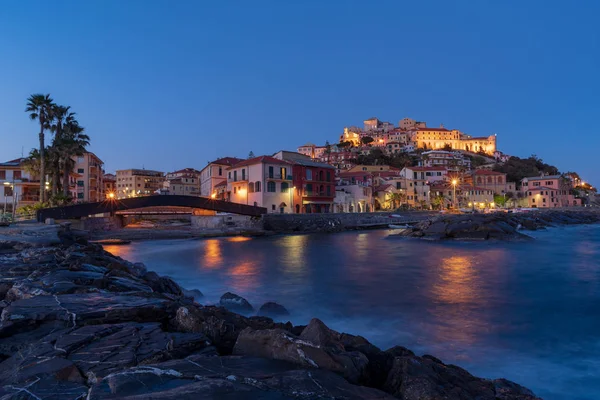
left=290, top=186, right=295, bottom=213
left=451, top=179, right=458, bottom=209
left=3, top=182, right=9, bottom=216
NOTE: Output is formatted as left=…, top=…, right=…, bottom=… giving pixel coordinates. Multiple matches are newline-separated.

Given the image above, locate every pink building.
left=520, top=175, right=581, bottom=208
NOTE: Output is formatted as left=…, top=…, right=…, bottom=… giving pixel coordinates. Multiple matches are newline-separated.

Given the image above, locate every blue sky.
left=1, top=1, right=598, bottom=185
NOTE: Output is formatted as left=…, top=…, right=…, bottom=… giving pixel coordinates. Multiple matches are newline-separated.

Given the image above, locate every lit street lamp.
left=451, top=179, right=458, bottom=209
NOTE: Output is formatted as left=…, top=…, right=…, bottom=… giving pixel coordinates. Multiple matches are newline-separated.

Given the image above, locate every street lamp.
left=3, top=182, right=10, bottom=216
left=290, top=186, right=295, bottom=213
left=239, top=188, right=247, bottom=205
left=451, top=179, right=458, bottom=209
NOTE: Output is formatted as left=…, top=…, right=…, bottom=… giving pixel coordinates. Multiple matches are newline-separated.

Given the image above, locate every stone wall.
left=70, top=216, right=123, bottom=232
left=122, top=214, right=191, bottom=226
left=262, top=212, right=433, bottom=233
left=191, top=214, right=263, bottom=230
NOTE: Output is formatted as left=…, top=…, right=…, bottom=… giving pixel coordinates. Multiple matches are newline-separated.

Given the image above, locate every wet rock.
left=233, top=325, right=369, bottom=384
left=87, top=356, right=394, bottom=400
left=143, top=271, right=183, bottom=296
left=171, top=305, right=291, bottom=354
left=257, top=301, right=290, bottom=318
left=182, top=288, right=203, bottom=301
left=219, top=292, right=253, bottom=313
left=1, top=376, right=88, bottom=400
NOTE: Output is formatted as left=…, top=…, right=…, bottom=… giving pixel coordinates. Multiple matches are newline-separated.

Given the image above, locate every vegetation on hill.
left=349, top=148, right=420, bottom=169
left=493, top=155, right=560, bottom=183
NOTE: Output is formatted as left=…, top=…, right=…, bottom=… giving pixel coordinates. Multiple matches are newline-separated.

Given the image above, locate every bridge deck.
left=36, top=195, right=267, bottom=221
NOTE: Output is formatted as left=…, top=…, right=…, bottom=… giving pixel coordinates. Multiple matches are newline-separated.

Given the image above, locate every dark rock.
left=182, top=288, right=203, bottom=301
left=171, top=305, right=292, bottom=354
left=87, top=355, right=395, bottom=400
left=258, top=301, right=290, bottom=318
left=143, top=271, right=184, bottom=296
left=219, top=291, right=253, bottom=313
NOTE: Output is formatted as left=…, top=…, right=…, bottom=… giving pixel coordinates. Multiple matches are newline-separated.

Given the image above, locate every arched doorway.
left=295, top=204, right=300, bottom=214
left=279, top=202, right=287, bottom=214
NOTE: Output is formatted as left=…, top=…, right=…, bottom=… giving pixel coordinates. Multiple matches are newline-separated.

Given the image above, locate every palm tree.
left=388, top=192, right=406, bottom=210
left=26, top=94, right=54, bottom=202
left=59, top=121, right=89, bottom=197
left=49, top=105, right=76, bottom=196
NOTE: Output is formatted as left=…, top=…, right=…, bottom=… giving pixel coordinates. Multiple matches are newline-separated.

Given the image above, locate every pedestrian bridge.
left=36, top=195, right=267, bottom=222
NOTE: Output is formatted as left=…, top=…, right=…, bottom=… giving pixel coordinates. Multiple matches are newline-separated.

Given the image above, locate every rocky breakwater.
left=0, top=230, right=540, bottom=399
left=396, top=210, right=600, bottom=241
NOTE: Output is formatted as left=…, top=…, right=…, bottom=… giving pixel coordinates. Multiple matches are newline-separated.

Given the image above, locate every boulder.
left=219, top=291, right=253, bottom=313
left=257, top=301, right=290, bottom=318
left=171, top=305, right=292, bottom=354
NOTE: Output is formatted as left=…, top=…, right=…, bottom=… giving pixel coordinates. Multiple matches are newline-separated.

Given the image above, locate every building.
left=398, top=117, right=426, bottom=130
left=199, top=157, right=243, bottom=198
left=71, top=152, right=104, bottom=202
left=364, top=117, right=394, bottom=133
left=421, top=150, right=471, bottom=170
left=273, top=151, right=336, bottom=213
left=162, top=168, right=201, bottom=196
left=0, top=158, right=40, bottom=211
left=103, top=173, right=116, bottom=198
left=297, top=143, right=327, bottom=160
left=334, top=184, right=373, bottom=213
left=399, top=166, right=449, bottom=207
left=340, top=127, right=361, bottom=146
left=465, top=170, right=516, bottom=195
left=430, top=182, right=495, bottom=209
left=115, top=169, right=164, bottom=199
left=520, top=175, right=581, bottom=208
left=412, top=126, right=497, bottom=155
left=226, top=155, right=294, bottom=213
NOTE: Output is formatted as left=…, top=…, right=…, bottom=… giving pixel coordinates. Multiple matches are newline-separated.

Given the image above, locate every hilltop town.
left=1, top=115, right=597, bottom=218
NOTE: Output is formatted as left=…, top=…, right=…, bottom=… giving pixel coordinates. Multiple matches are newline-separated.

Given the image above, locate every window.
left=77, top=168, right=84, bottom=173
left=234, top=171, right=237, bottom=181
left=280, top=167, right=287, bottom=179
left=13, top=171, right=21, bottom=179
left=267, top=181, right=276, bottom=192
left=487, top=177, right=493, bottom=183
left=396, top=182, right=401, bottom=190
left=233, top=187, right=237, bottom=194
left=327, top=186, right=331, bottom=196
left=228, top=172, right=231, bottom=179
left=497, top=177, right=503, bottom=184
left=306, top=183, right=313, bottom=194
left=272, top=204, right=276, bottom=211
left=281, top=182, right=289, bottom=192
left=306, top=169, right=313, bottom=180
left=255, top=182, right=261, bottom=192
left=269, top=166, right=274, bottom=178
left=248, top=182, right=255, bottom=193
left=77, top=181, right=84, bottom=187
left=218, top=167, right=222, bottom=176
left=77, top=192, right=84, bottom=199
left=242, top=169, right=246, bottom=180
left=326, top=171, right=331, bottom=182
left=0, top=171, right=5, bottom=180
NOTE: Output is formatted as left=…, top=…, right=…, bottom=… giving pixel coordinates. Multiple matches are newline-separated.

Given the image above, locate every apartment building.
left=71, top=152, right=104, bottom=202
left=115, top=169, right=164, bottom=199
left=0, top=158, right=40, bottom=211
left=103, top=173, right=116, bottom=198
left=199, top=157, right=242, bottom=198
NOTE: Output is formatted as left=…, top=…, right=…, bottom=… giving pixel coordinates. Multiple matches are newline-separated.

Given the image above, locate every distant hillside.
left=493, top=155, right=560, bottom=183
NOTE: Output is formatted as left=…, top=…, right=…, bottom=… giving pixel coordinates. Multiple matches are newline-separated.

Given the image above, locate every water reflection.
left=279, top=235, right=308, bottom=277
left=227, top=260, right=260, bottom=292
left=102, top=244, right=133, bottom=260
left=227, top=236, right=252, bottom=242
left=202, top=239, right=223, bottom=269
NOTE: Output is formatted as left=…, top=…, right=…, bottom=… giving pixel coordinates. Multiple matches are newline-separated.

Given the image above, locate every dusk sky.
left=1, top=1, right=598, bottom=185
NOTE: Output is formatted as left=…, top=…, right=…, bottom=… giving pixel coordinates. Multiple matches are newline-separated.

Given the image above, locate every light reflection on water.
left=105, top=225, right=600, bottom=400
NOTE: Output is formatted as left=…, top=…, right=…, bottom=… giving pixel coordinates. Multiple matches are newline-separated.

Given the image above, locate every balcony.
left=265, top=173, right=293, bottom=180
left=232, top=176, right=248, bottom=182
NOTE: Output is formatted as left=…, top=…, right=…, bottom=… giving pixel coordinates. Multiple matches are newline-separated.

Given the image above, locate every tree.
left=58, top=121, right=89, bottom=197
left=361, top=136, right=374, bottom=146
left=388, top=192, right=406, bottom=209
left=49, top=105, right=76, bottom=195
left=248, top=151, right=255, bottom=159
left=338, top=140, right=352, bottom=149
left=442, top=143, right=452, bottom=151
left=430, top=194, right=446, bottom=210
left=26, top=94, right=54, bottom=202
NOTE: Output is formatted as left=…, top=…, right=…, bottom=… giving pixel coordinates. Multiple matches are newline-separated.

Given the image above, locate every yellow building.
left=413, top=126, right=496, bottom=155
left=340, top=127, right=361, bottom=146
left=116, top=169, right=164, bottom=199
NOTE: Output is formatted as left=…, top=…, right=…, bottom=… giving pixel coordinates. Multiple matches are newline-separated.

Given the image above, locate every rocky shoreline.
left=0, top=229, right=541, bottom=399
left=395, top=209, right=600, bottom=241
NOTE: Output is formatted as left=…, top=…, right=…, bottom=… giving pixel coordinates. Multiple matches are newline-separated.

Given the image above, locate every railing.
left=266, top=173, right=293, bottom=180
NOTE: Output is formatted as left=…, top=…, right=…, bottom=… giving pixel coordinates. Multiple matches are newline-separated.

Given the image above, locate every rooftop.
left=522, top=175, right=565, bottom=181
left=210, top=157, right=244, bottom=166
left=229, top=155, right=291, bottom=169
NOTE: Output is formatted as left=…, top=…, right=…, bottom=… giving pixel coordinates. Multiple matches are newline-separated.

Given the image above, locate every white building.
left=227, top=155, right=294, bottom=213
left=199, top=157, right=242, bottom=198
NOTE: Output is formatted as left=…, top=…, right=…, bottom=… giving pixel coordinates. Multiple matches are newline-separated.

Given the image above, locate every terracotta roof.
left=526, top=186, right=555, bottom=191
left=522, top=175, right=563, bottom=181
left=373, top=184, right=394, bottom=192
left=229, top=156, right=291, bottom=169
left=214, top=180, right=227, bottom=187
left=171, top=168, right=202, bottom=175
left=406, top=166, right=448, bottom=172
left=210, top=157, right=244, bottom=166
left=416, top=127, right=450, bottom=132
